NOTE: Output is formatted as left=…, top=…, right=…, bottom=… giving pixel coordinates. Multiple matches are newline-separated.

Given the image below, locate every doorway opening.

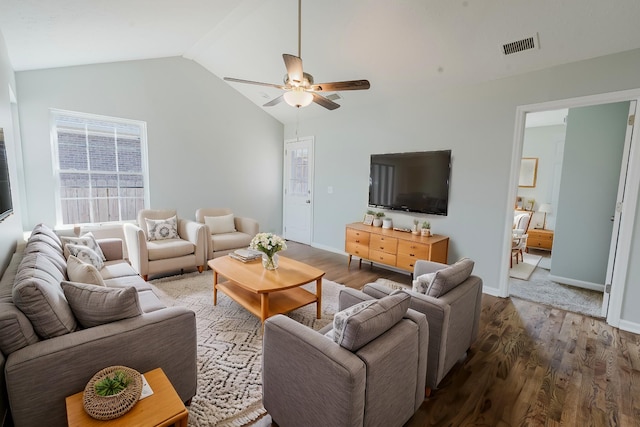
left=503, top=90, right=640, bottom=327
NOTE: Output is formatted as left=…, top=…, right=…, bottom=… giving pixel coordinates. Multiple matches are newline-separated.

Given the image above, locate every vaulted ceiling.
left=1, top=0, right=640, bottom=124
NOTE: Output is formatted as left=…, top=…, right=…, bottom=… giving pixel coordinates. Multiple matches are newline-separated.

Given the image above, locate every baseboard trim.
left=618, top=320, right=640, bottom=334
left=547, top=275, right=604, bottom=292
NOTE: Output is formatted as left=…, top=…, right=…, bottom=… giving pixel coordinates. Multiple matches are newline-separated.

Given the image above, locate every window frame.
left=50, top=109, right=150, bottom=226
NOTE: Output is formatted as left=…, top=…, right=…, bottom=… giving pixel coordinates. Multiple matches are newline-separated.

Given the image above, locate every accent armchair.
left=195, top=208, right=259, bottom=259
left=262, top=291, right=428, bottom=427
left=362, top=258, right=482, bottom=392
left=123, top=209, right=207, bottom=280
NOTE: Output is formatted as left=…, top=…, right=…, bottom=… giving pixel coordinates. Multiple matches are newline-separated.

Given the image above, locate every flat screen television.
left=0, top=129, right=14, bottom=222
left=369, top=150, right=451, bottom=215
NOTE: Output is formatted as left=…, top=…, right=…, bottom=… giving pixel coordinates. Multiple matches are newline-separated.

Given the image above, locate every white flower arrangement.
left=249, top=232, right=287, bottom=257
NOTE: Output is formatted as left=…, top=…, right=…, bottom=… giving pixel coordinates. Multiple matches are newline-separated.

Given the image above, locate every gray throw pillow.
left=335, top=292, right=410, bottom=352
left=426, top=257, right=475, bottom=297
left=61, top=281, right=142, bottom=328
left=66, top=244, right=104, bottom=270
left=332, top=300, right=376, bottom=345
left=145, top=216, right=179, bottom=241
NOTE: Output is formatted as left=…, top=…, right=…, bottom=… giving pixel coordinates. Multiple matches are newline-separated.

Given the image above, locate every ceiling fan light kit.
left=283, top=87, right=314, bottom=107
left=223, top=0, right=370, bottom=110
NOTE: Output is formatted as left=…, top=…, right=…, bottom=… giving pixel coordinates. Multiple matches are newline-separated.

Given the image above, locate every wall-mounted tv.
left=369, top=150, right=451, bottom=215
left=0, top=128, right=14, bottom=222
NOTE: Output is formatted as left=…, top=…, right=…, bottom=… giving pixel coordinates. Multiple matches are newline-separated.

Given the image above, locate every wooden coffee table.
left=66, top=368, right=188, bottom=426
left=208, top=255, right=325, bottom=326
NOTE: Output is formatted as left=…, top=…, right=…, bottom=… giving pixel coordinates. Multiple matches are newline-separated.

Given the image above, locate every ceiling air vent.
left=502, top=33, right=539, bottom=55
left=326, top=93, right=342, bottom=101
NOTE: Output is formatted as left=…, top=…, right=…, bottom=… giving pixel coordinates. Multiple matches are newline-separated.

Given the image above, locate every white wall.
left=0, top=30, right=24, bottom=272
left=286, top=48, right=640, bottom=326
left=15, top=57, right=284, bottom=233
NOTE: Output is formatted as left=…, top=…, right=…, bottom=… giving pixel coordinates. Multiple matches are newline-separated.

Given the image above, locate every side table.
left=66, top=368, right=188, bottom=427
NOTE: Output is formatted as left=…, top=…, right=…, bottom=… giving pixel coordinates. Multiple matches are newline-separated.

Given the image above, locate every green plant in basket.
left=94, top=370, right=131, bottom=396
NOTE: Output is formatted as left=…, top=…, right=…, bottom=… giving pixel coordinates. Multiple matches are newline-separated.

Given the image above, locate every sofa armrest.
left=263, top=315, right=365, bottom=427
left=234, top=217, right=259, bottom=236
left=97, top=238, right=124, bottom=261
left=123, top=223, right=148, bottom=276
left=178, top=219, right=207, bottom=267
left=5, top=307, right=197, bottom=427
left=414, top=259, right=449, bottom=276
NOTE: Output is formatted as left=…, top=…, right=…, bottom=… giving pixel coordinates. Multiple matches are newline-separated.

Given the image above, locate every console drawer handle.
left=409, top=253, right=415, bottom=257
left=355, top=239, right=360, bottom=243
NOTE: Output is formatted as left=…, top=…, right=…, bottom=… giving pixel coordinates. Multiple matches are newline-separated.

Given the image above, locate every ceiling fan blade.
left=310, top=80, right=371, bottom=92
left=283, top=54, right=304, bottom=85
left=311, top=92, right=340, bottom=110
left=224, top=77, right=286, bottom=90
left=263, top=95, right=285, bottom=107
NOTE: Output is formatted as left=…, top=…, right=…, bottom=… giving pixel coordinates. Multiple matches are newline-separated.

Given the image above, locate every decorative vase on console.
left=249, top=232, right=287, bottom=270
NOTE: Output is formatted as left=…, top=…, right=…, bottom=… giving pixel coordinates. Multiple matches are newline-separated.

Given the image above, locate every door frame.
left=282, top=136, right=314, bottom=245
left=501, top=88, right=640, bottom=328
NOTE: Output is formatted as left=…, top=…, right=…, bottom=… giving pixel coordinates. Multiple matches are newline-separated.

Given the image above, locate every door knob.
left=305, top=200, right=311, bottom=204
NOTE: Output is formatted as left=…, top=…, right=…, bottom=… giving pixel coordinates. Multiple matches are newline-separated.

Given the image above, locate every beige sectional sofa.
left=0, top=224, right=197, bottom=427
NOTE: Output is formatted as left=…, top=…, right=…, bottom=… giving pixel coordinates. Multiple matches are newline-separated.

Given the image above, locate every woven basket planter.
left=83, top=366, right=142, bottom=420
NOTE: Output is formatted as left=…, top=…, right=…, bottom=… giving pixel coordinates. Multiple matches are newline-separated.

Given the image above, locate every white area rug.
left=149, top=271, right=341, bottom=427
left=509, top=253, right=541, bottom=280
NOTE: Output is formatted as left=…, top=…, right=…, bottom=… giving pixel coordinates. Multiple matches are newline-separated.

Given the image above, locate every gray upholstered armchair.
left=195, top=208, right=259, bottom=259
left=262, top=291, right=428, bottom=427
left=362, top=259, right=482, bottom=392
left=123, top=209, right=207, bottom=280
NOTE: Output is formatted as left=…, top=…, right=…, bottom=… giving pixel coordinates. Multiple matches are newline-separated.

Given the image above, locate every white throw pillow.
left=411, top=272, right=436, bottom=294
left=204, top=214, right=236, bottom=235
left=66, top=244, right=105, bottom=270
left=66, top=255, right=106, bottom=287
left=61, top=232, right=106, bottom=261
left=145, top=215, right=179, bottom=241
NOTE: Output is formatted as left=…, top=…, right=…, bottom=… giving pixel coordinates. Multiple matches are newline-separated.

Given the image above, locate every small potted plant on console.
left=412, top=219, right=420, bottom=235
left=421, top=221, right=431, bottom=237
left=373, top=212, right=385, bottom=227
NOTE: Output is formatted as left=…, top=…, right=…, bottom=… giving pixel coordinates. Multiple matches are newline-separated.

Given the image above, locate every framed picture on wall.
left=519, top=157, right=538, bottom=188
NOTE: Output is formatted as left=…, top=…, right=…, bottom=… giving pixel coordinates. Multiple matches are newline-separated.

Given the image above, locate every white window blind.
left=51, top=110, right=149, bottom=225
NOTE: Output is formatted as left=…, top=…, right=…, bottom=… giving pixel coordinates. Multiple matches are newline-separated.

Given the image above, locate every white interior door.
left=602, top=100, right=637, bottom=317
left=283, top=137, right=313, bottom=244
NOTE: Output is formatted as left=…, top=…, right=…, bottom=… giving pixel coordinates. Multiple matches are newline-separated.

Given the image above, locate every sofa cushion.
left=205, top=214, right=236, bottom=235
left=412, top=272, right=436, bottom=294
left=99, top=260, right=139, bottom=280
left=103, top=275, right=153, bottom=292
left=23, top=238, right=67, bottom=276
left=61, top=232, right=106, bottom=261
left=0, top=302, right=40, bottom=355
left=334, top=292, right=410, bottom=352
left=61, top=281, right=142, bottom=328
left=67, top=255, right=106, bottom=286
left=147, top=239, right=195, bottom=261
left=13, top=254, right=78, bottom=339
left=66, top=244, right=105, bottom=270
left=426, top=257, right=475, bottom=297
left=145, top=215, right=179, bottom=241
left=137, top=289, right=167, bottom=313
left=31, top=223, right=63, bottom=250
left=211, top=232, right=252, bottom=252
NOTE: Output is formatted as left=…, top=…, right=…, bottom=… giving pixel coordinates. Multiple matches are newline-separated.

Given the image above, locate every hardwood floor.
left=281, top=242, right=640, bottom=426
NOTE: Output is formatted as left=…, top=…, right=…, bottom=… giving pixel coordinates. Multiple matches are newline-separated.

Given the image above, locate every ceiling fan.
left=223, top=0, right=370, bottom=110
